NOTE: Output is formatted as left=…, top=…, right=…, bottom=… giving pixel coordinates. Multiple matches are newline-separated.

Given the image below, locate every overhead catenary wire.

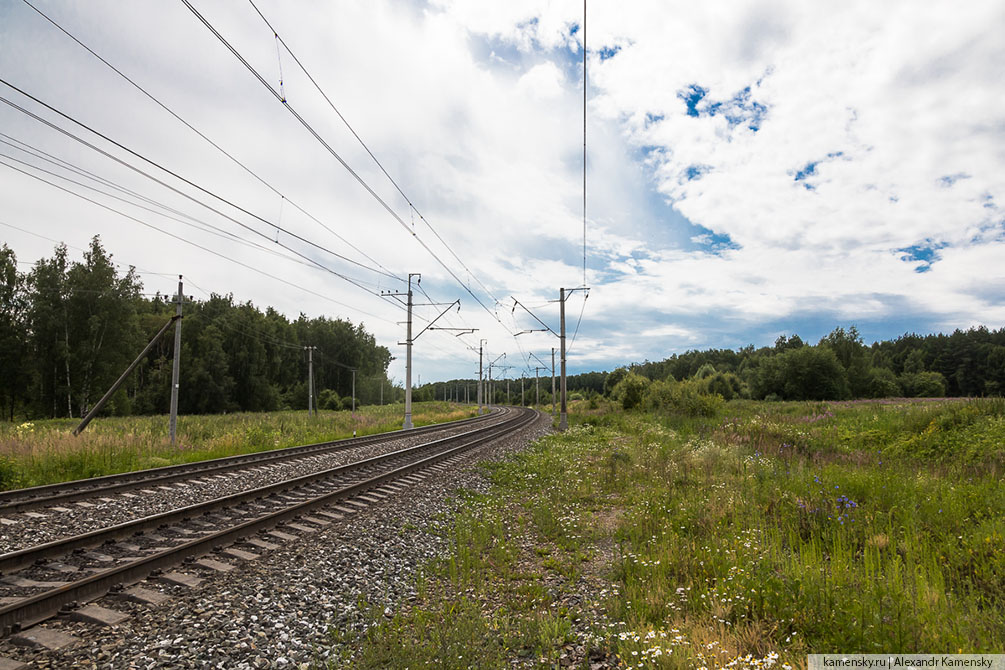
left=0, top=147, right=337, bottom=272
left=0, top=219, right=175, bottom=278
left=582, top=0, right=588, bottom=290
left=0, top=85, right=398, bottom=299
left=180, top=0, right=517, bottom=339
left=244, top=1, right=516, bottom=364
left=17, top=0, right=402, bottom=285
left=247, top=0, right=506, bottom=312
left=0, top=158, right=399, bottom=325
left=11, top=2, right=548, bottom=379
left=0, top=139, right=394, bottom=290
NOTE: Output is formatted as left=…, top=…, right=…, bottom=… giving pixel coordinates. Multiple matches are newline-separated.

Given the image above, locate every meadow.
left=0, top=402, right=476, bottom=490
left=338, top=397, right=1005, bottom=668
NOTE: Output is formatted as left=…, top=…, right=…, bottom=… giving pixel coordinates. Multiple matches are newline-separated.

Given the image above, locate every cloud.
left=1, top=0, right=1003, bottom=383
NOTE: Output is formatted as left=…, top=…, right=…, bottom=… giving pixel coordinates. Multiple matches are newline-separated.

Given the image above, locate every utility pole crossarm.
left=412, top=299, right=460, bottom=341
left=511, top=297, right=558, bottom=337
left=428, top=327, right=476, bottom=337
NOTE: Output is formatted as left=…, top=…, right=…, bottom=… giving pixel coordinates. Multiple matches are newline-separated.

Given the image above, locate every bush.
left=612, top=372, right=651, bottom=410
left=753, top=346, right=850, bottom=400
left=645, top=379, right=723, bottom=417
left=701, top=371, right=747, bottom=400
left=318, top=389, right=341, bottom=411
left=868, top=367, right=901, bottom=398
left=604, top=367, right=628, bottom=397
left=900, top=371, right=947, bottom=398
left=694, top=363, right=716, bottom=380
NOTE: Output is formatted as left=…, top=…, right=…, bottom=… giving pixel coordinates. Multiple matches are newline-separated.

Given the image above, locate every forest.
left=4, top=238, right=1004, bottom=422
left=570, top=325, right=1005, bottom=404
left=0, top=238, right=394, bottom=421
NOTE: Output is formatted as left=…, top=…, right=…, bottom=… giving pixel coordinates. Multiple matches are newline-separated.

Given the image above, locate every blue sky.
left=1, top=0, right=1004, bottom=383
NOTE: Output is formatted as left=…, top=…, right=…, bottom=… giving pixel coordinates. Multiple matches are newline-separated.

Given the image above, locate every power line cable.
left=0, top=82, right=397, bottom=294
left=0, top=158, right=398, bottom=324
left=18, top=0, right=402, bottom=285
left=582, top=0, right=588, bottom=290
left=0, top=219, right=177, bottom=278
left=0, top=146, right=391, bottom=295
left=0, top=146, right=330, bottom=271
left=180, top=0, right=516, bottom=336
left=247, top=0, right=505, bottom=310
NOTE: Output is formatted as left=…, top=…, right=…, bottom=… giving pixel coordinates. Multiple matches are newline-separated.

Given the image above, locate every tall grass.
left=336, top=397, right=1004, bottom=668
left=592, top=398, right=1005, bottom=663
left=0, top=402, right=476, bottom=490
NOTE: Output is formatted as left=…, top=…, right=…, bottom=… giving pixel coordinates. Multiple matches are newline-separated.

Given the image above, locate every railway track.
left=0, top=406, right=537, bottom=639
left=0, top=410, right=500, bottom=514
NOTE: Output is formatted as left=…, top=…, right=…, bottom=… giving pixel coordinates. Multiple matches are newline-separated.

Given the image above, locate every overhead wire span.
left=18, top=0, right=401, bottom=285
left=0, top=158, right=398, bottom=325
left=0, top=147, right=362, bottom=281
left=181, top=0, right=516, bottom=336
left=181, top=281, right=389, bottom=364
left=0, top=220, right=178, bottom=279
left=0, top=85, right=397, bottom=298
left=247, top=0, right=505, bottom=311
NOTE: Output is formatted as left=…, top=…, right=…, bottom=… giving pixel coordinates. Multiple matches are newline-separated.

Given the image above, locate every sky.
left=1, top=0, right=1003, bottom=385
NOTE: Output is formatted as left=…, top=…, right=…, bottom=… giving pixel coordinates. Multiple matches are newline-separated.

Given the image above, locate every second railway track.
left=0, top=410, right=501, bottom=514
left=0, top=410, right=508, bottom=556
left=0, top=406, right=538, bottom=638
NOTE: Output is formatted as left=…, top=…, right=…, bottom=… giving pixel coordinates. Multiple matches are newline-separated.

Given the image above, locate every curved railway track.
left=0, top=406, right=538, bottom=638
left=0, top=410, right=500, bottom=514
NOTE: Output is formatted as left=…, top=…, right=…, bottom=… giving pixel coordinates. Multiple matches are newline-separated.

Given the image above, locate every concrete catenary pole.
left=551, top=347, right=557, bottom=419
left=477, top=339, right=485, bottom=415
left=535, top=367, right=540, bottom=408
left=404, top=274, right=415, bottom=430
left=560, top=287, right=568, bottom=430
left=169, top=275, right=182, bottom=444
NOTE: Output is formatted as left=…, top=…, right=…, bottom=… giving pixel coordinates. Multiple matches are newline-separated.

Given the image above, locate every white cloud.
left=1, top=0, right=1003, bottom=382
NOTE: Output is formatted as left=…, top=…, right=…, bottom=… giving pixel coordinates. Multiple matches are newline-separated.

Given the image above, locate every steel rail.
left=0, top=408, right=516, bottom=574
left=0, top=409, right=499, bottom=513
left=0, top=407, right=538, bottom=634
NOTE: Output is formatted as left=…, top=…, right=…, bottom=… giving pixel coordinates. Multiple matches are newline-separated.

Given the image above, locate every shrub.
left=612, top=372, right=651, bottom=410
left=694, top=363, right=716, bottom=380
left=900, top=371, right=947, bottom=398
left=868, top=367, right=901, bottom=398
left=318, top=389, right=341, bottom=411
left=604, top=367, right=628, bottom=397
left=701, top=371, right=747, bottom=400
left=645, top=378, right=723, bottom=417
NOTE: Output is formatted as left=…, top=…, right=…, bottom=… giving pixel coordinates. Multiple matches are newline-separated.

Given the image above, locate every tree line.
left=0, top=238, right=396, bottom=421
left=581, top=325, right=1005, bottom=403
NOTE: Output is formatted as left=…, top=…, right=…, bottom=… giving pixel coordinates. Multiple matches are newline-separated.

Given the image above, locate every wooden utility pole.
left=169, top=276, right=182, bottom=444
left=305, top=346, right=316, bottom=417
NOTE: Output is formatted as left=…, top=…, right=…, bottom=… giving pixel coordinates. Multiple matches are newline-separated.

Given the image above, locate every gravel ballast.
left=0, top=414, right=508, bottom=555
left=0, top=411, right=551, bottom=669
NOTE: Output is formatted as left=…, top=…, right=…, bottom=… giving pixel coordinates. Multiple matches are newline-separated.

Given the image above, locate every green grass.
left=330, top=397, right=1005, bottom=669
left=0, top=402, right=477, bottom=490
